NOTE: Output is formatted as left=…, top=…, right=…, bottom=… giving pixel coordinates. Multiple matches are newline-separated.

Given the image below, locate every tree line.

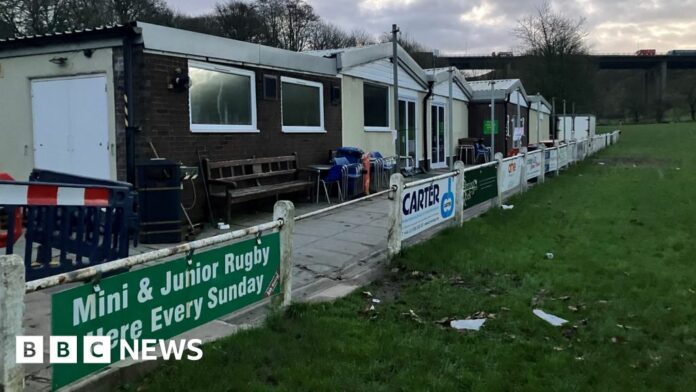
left=0, top=0, right=427, bottom=53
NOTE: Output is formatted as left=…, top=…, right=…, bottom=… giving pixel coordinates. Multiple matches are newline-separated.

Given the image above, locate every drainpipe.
left=392, top=24, right=400, bottom=169
left=448, top=67, right=454, bottom=169
left=123, top=30, right=138, bottom=184
left=422, top=81, right=434, bottom=172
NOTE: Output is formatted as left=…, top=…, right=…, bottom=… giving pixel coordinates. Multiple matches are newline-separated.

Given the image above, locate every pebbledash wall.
left=113, top=50, right=342, bottom=221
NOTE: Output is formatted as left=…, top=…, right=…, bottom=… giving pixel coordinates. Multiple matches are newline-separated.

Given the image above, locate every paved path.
left=22, top=194, right=392, bottom=391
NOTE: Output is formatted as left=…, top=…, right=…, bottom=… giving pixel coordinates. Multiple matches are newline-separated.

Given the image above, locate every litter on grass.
left=501, top=204, right=514, bottom=210
left=533, top=309, right=568, bottom=326
left=450, top=319, right=487, bottom=331
left=545, top=252, right=554, bottom=260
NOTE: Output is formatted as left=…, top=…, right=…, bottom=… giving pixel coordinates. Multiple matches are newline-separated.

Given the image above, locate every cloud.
left=164, top=0, right=696, bottom=53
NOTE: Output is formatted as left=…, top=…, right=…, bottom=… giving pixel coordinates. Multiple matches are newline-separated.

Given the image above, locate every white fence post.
left=0, top=254, right=24, bottom=392
left=496, top=156, right=504, bottom=206
left=387, top=173, right=404, bottom=260
left=454, top=161, right=465, bottom=227
left=520, top=152, right=528, bottom=192
left=272, top=201, right=294, bottom=309
left=539, top=145, right=546, bottom=183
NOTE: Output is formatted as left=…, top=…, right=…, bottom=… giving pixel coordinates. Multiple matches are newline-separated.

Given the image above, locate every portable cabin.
left=527, top=94, right=552, bottom=145
left=467, top=79, right=529, bottom=156
left=557, top=114, right=596, bottom=141
left=0, top=22, right=343, bottom=222
left=308, top=44, right=430, bottom=169
left=424, top=67, right=472, bottom=169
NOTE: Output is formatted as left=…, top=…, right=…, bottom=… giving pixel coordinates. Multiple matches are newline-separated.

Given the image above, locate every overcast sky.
left=165, top=0, right=696, bottom=54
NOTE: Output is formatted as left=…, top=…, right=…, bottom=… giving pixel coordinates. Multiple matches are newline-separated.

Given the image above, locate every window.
left=263, top=74, right=278, bottom=100
left=363, top=83, right=390, bottom=130
left=188, top=61, right=257, bottom=133
left=281, top=76, right=324, bottom=133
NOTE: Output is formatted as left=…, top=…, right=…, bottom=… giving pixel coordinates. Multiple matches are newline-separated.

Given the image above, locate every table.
left=458, top=144, right=475, bottom=164
left=306, top=164, right=333, bottom=203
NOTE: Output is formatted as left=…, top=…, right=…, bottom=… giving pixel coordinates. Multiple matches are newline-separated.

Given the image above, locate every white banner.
left=401, top=176, right=456, bottom=239
left=525, top=151, right=543, bottom=180
left=559, top=145, right=568, bottom=167
left=546, top=148, right=558, bottom=172
left=501, top=156, right=524, bottom=193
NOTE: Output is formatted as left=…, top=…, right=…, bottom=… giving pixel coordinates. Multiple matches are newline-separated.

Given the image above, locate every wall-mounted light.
left=168, top=67, right=190, bottom=92
left=49, top=57, right=68, bottom=66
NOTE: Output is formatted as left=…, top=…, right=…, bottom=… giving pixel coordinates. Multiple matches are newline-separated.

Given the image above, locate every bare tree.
left=513, top=2, right=595, bottom=113
left=514, top=1, right=588, bottom=56
left=379, top=30, right=427, bottom=56
left=309, top=22, right=350, bottom=50
left=215, top=0, right=263, bottom=42
left=0, top=0, right=70, bottom=35
left=347, top=29, right=375, bottom=47
left=281, top=0, right=317, bottom=51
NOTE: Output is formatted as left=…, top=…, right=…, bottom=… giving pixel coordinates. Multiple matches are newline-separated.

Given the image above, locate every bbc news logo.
left=16, top=336, right=203, bottom=364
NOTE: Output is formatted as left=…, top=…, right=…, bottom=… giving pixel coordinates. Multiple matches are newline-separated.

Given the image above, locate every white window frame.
left=430, top=99, right=448, bottom=168
left=363, top=82, right=392, bottom=132
left=280, top=76, right=325, bottom=133
left=188, top=60, right=258, bottom=133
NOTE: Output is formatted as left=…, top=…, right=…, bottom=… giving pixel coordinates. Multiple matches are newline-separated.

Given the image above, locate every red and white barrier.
left=0, top=183, right=109, bottom=207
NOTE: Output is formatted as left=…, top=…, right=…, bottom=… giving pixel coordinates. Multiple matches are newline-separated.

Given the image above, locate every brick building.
left=0, top=22, right=342, bottom=222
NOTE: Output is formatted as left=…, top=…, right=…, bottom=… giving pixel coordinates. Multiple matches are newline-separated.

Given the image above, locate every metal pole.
left=551, top=97, right=556, bottom=142
left=536, top=93, right=541, bottom=146
left=392, top=24, right=400, bottom=169
left=448, top=67, right=454, bottom=169
left=490, top=81, right=496, bottom=157
left=515, top=88, right=521, bottom=150
left=562, top=99, right=567, bottom=143
left=571, top=102, right=576, bottom=141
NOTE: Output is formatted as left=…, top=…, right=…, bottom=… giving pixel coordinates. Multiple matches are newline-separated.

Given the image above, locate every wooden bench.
left=203, top=154, right=313, bottom=223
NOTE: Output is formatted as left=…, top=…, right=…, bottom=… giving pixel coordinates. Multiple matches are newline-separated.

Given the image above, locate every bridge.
left=413, top=52, right=696, bottom=107
left=425, top=53, right=696, bottom=71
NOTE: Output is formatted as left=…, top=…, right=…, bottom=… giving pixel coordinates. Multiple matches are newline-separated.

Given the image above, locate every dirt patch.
left=592, top=156, right=676, bottom=167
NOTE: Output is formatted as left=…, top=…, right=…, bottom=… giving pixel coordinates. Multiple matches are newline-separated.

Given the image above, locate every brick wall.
left=119, top=50, right=342, bottom=222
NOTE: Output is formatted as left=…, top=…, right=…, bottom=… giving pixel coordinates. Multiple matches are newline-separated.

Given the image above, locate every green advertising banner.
left=463, top=165, right=498, bottom=209
left=51, top=232, right=281, bottom=390
left=483, top=120, right=499, bottom=135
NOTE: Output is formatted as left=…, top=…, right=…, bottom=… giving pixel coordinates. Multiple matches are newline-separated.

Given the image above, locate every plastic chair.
left=320, top=161, right=345, bottom=204
left=474, top=143, right=491, bottom=163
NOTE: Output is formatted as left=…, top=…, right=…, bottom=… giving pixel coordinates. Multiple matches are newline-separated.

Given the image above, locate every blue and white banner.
left=525, top=150, right=543, bottom=180
left=401, top=176, right=456, bottom=239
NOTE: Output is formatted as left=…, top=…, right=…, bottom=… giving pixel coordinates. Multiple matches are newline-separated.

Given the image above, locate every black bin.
left=136, top=159, right=182, bottom=244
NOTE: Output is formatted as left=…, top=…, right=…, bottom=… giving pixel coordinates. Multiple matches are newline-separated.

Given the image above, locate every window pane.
left=364, top=84, right=389, bottom=127
left=190, top=67, right=252, bottom=126
left=431, top=106, right=438, bottom=160
left=398, top=100, right=406, bottom=156
left=282, top=81, right=321, bottom=127
left=408, top=101, right=416, bottom=157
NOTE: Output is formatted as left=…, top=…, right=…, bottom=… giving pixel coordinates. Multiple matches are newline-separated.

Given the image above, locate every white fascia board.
left=138, top=22, right=337, bottom=76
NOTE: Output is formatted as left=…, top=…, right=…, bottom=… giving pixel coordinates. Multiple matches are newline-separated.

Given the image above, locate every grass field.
left=129, top=122, right=696, bottom=391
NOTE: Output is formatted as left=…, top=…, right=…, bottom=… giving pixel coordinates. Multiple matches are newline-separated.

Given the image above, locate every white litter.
left=545, top=252, right=554, bottom=260
left=533, top=309, right=568, bottom=326
left=217, top=222, right=230, bottom=230
left=371, top=298, right=381, bottom=304
left=450, top=319, right=487, bottom=331
left=598, top=162, right=606, bottom=165
left=501, top=204, right=514, bottom=210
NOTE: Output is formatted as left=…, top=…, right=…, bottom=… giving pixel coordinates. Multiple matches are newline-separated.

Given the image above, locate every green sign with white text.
left=463, top=165, right=498, bottom=209
left=483, top=120, right=499, bottom=135
left=51, top=232, right=281, bottom=390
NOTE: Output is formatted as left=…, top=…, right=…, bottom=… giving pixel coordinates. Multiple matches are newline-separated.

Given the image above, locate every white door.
left=398, top=99, right=417, bottom=169
left=430, top=104, right=447, bottom=168
left=31, top=74, right=111, bottom=179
